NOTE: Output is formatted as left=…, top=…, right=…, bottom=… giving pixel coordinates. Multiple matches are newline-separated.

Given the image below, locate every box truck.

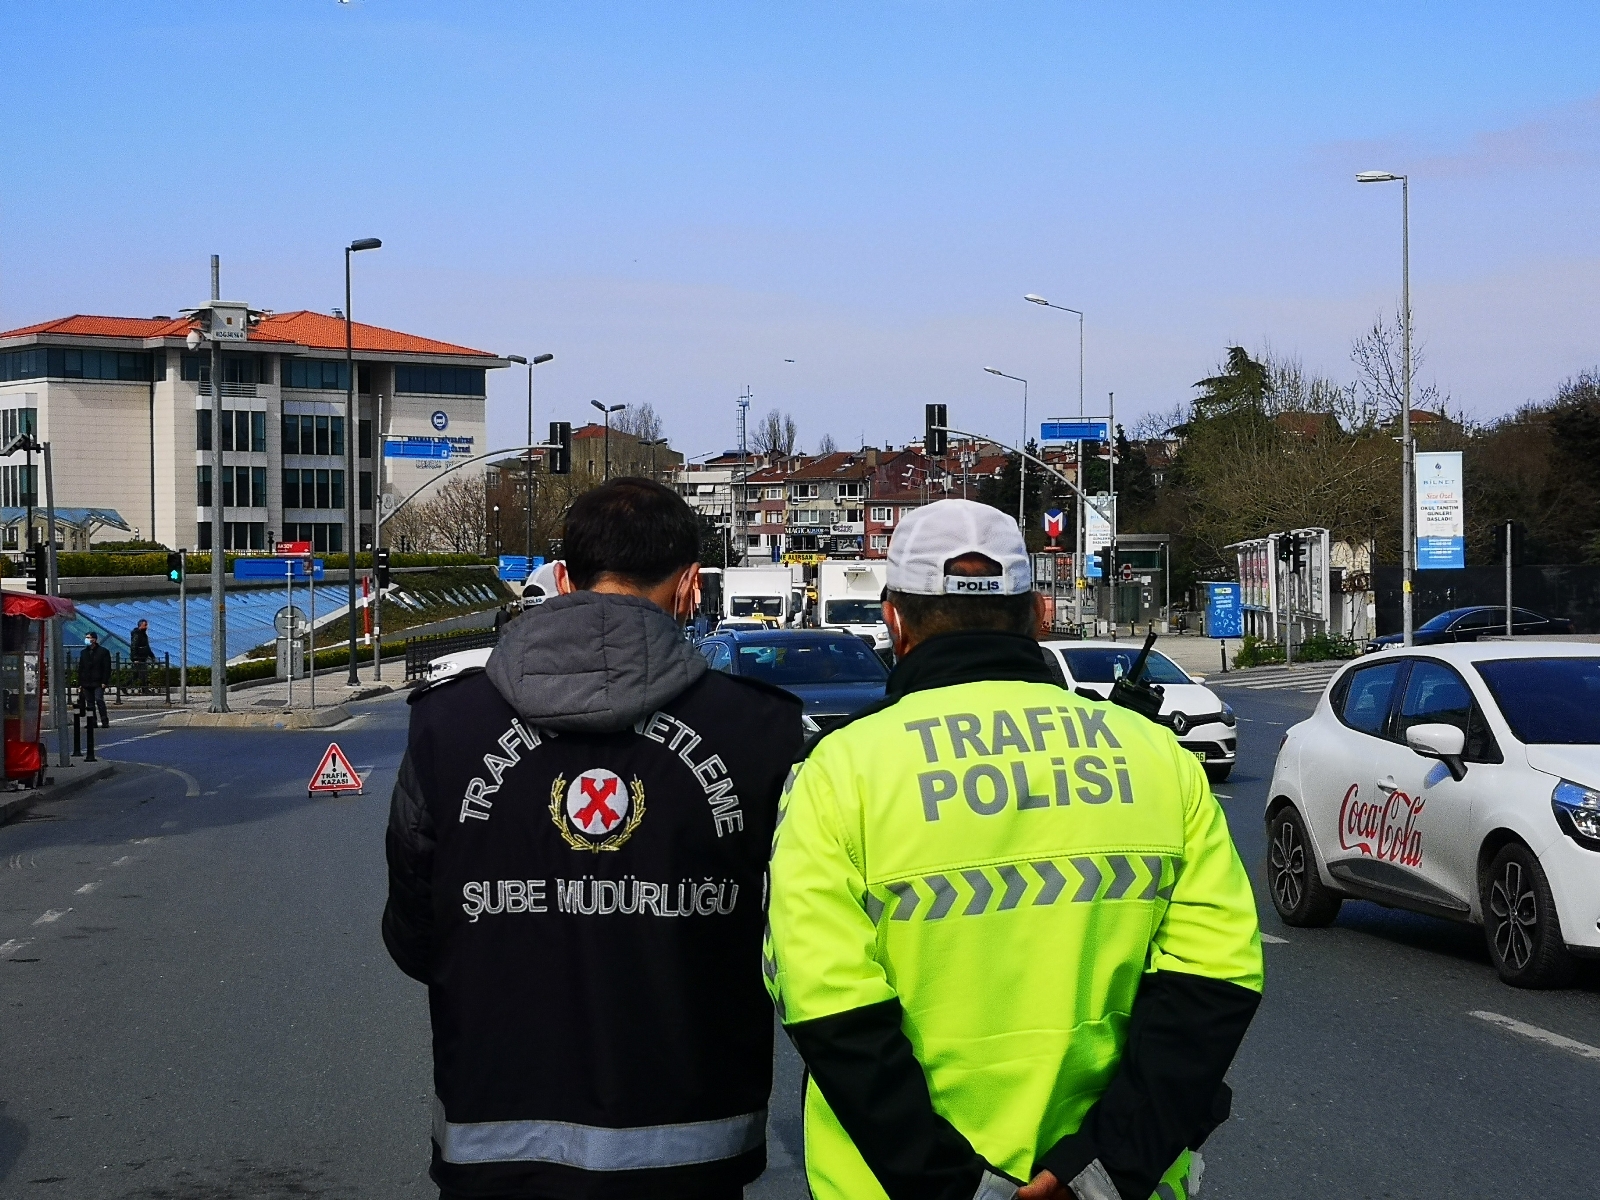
left=816, top=560, right=890, bottom=652
left=722, top=565, right=794, bottom=627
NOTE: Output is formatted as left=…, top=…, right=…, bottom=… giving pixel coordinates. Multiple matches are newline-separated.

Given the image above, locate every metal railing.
left=403, top=629, right=500, bottom=681
left=63, top=648, right=174, bottom=708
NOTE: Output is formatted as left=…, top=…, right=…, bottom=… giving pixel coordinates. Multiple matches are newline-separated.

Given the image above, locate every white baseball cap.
left=886, top=499, right=1032, bottom=596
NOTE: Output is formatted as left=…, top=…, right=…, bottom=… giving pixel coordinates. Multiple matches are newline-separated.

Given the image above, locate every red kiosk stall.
left=4, top=591, right=74, bottom=785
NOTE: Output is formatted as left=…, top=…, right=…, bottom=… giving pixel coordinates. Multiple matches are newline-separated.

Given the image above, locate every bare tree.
left=1129, top=405, right=1186, bottom=442
left=1350, top=309, right=1448, bottom=427
left=752, top=408, right=798, bottom=456
left=385, top=473, right=488, bottom=554
left=816, top=432, right=838, bottom=454
left=613, top=402, right=664, bottom=442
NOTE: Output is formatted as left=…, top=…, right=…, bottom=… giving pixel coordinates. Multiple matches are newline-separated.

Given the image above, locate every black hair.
left=563, top=477, right=700, bottom=589
left=885, top=552, right=1036, bottom=637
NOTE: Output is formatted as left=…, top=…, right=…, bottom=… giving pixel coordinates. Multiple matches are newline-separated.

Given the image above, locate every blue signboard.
left=1041, top=420, right=1110, bottom=443
left=234, top=557, right=325, bottom=581
left=384, top=438, right=452, bottom=460
left=497, top=555, right=530, bottom=582
left=1415, top=451, right=1465, bottom=570
left=1204, top=582, right=1243, bottom=639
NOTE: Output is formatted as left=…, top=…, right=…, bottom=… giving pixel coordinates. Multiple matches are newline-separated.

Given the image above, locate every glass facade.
left=281, top=413, right=345, bottom=455
left=181, top=354, right=264, bottom=384
left=280, top=522, right=343, bottom=552
left=394, top=363, right=485, bottom=396
left=0, top=347, right=153, bottom=382
left=282, top=358, right=350, bottom=391
left=281, top=469, right=344, bottom=509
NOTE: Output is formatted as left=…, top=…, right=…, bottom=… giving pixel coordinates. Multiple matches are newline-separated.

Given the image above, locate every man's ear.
left=554, top=562, right=574, bottom=595
left=672, top=563, right=702, bottom=621
left=1033, top=591, right=1051, bottom=639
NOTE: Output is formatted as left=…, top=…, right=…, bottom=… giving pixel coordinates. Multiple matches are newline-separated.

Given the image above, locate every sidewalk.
left=157, top=663, right=399, bottom=729
left=0, top=757, right=117, bottom=826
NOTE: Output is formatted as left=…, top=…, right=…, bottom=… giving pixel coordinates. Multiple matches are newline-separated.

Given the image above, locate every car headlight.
left=1218, top=701, right=1237, bottom=727
left=1552, top=779, right=1600, bottom=844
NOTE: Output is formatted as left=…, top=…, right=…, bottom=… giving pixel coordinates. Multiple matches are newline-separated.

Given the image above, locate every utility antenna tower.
left=735, top=387, right=752, bottom=567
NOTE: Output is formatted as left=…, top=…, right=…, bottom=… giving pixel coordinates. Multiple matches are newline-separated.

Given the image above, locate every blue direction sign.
left=1203, top=582, right=1243, bottom=639
left=1041, top=420, right=1110, bottom=443
left=384, top=437, right=453, bottom=460
left=497, top=555, right=531, bottom=582
left=234, top=557, right=326, bottom=581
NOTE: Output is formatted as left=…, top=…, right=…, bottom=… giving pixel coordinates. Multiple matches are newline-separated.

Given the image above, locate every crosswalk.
left=1211, top=662, right=1346, bottom=694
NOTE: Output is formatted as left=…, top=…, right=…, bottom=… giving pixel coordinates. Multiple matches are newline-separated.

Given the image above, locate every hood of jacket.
left=485, top=590, right=707, bottom=734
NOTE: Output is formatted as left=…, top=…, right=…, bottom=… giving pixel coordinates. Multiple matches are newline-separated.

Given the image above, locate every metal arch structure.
left=383, top=441, right=560, bottom=525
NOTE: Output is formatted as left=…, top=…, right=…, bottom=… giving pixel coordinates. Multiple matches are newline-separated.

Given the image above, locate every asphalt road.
left=1, top=674, right=1595, bottom=1198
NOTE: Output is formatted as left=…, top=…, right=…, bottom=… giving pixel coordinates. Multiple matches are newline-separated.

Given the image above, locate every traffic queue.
left=386, top=479, right=1264, bottom=1200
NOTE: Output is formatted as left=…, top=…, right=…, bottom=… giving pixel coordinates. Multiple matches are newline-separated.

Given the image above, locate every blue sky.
left=3, top=2, right=1598, bottom=459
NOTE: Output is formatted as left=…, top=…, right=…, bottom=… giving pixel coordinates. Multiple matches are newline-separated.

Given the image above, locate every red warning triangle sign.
left=308, top=742, right=363, bottom=796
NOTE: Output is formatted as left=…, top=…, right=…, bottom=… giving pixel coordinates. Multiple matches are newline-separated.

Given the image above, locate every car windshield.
left=1061, top=649, right=1192, bottom=685
left=1474, top=658, right=1600, bottom=744
left=824, top=599, right=883, bottom=624
left=1418, top=610, right=1468, bottom=633
left=729, top=596, right=783, bottom=618
left=736, top=639, right=888, bottom=684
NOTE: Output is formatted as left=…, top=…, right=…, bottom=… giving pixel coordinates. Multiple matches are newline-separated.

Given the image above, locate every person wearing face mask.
left=77, top=631, right=112, bottom=728
left=383, top=476, right=804, bottom=1200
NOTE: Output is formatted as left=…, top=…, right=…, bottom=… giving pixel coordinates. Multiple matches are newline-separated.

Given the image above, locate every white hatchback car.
left=1267, top=643, right=1600, bottom=987
left=1038, top=639, right=1238, bottom=783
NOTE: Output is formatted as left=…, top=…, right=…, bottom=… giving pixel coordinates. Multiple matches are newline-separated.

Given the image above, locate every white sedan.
left=1037, top=640, right=1238, bottom=783
left=1266, top=642, right=1600, bottom=988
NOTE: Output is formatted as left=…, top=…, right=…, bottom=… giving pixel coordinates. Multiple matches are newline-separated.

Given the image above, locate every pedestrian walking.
left=129, top=618, right=154, bottom=691
left=77, top=631, right=112, bottom=727
left=383, top=477, right=805, bottom=1200
left=765, top=499, right=1263, bottom=1200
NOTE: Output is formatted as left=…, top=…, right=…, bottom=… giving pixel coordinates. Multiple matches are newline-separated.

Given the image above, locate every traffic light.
left=548, top=421, right=572, bottom=475
left=1277, top=536, right=1293, bottom=563
left=1289, top=539, right=1305, bottom=573
left=166, top=551, right=184, bottom=583
left=27, top=544, right=47, bottom=594
left=925, top=404, right=948, bottom=457
left=1494, top=521, right=1527, bottom=567
left=374, top=546, right=391, bottom=590
left=1098, top=544, right=1115, bottom=582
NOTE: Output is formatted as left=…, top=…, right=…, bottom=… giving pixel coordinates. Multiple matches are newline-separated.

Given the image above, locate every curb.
left=159, top=705, right=354, bottom=730
left=0, top=761, right=117, bottom=827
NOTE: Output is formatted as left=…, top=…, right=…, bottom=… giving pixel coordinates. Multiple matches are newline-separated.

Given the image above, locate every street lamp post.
left=1356, top=171, right=1413, bottom=646
left=343, top=237, right=381, bottom=686
left=493, top=504, right=501, bottom=555
left=983, top=368, right=1029, bottom=532
left=591, top=400, right=625, bottom=480
left=505, top=353, right=554, bottom=564
left=641, top=437, right=669, bottom=480
left=1025, top=294, right=1087, bottom=627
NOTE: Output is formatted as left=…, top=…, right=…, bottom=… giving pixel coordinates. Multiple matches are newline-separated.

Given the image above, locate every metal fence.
left=403, top=629, right=500, bottom=681
left=1374, top=564, right=1600, bottom=635
left=63, top=647, right=174, bottom=708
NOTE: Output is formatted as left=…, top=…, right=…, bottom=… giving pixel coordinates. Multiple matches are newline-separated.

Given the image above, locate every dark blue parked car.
left=1366, top=605, right=1573, bottom=652
left=696, top=629, right=887, bottom=738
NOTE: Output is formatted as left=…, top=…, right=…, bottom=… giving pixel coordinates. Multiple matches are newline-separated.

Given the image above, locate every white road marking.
left=33, top=908, right=70, bottom=925
left=1261, top=933, right=1290, bottom=944
left=110, top=855, right=134, bottom=867
left=124, top=761, right=200, bottom=797
left=130, top=836, right=161, bottom=844
left=1213, top=792, right=1232, bottom=800
left=74, top=882, right=99, bottom=895
left=101, top=728, right=173, bottom=747
left=0, top=938, right=33, bottom=958
left=1471, top=1011, right=1600, bottom=1062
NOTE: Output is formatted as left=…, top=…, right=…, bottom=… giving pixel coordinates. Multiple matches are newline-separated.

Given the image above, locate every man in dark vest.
left=77, top=631, right=112, bottom=727
left=383, top=477, right=804, bottom=1200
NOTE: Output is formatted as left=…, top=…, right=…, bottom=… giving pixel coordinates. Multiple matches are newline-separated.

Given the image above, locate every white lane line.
left=123, top=761, right=200, bottom=797
left=0, top=937, right=34, bottom=958
left=1212, top=792, right=1233, bottom=800
left=1471, top=1011, right=1600, bottom=1063
left=74, top=882, right=99, bottom=895
left=33, top=908, right=70, bottom=925
left=130, top=836, right=161, bottom=844
left=1261, top=933, right=1290, bottom=944
left=100, top=728, right=173, bottom=747
left=110, top=855, right=135, bottom=867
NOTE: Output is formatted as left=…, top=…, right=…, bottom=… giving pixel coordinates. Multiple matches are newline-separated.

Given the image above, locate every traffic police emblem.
left=551, top=768, right=646, bottom=851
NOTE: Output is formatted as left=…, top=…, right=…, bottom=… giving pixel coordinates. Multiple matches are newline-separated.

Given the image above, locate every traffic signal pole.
left=179, top=551, right=188, bottom=704
left=43, top=442, right=68, bottom=767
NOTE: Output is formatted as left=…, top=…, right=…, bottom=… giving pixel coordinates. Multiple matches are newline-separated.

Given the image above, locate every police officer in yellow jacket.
left=765, top=499, right=1263, bottom=1200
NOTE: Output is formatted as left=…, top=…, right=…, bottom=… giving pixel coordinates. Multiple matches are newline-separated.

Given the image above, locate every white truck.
left=722, top=565, right=794, bottom=627
left=817, top=560, right=890, bottom=652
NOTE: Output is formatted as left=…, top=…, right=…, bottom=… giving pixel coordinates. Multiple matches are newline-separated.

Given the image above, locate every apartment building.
left=0, top=309, right=506, bottom=554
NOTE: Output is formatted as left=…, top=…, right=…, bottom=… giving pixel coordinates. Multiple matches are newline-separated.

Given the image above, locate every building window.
left=197, top=466, right=212, bottom=508
left=282, top=358, right=350, bottom=391
left=0, top=348, right=47, bottom=382
left=794, top=509, right=821, bottom=525
left=359, top=419, right=372, bottom=459
left=198, top=520, right=211, bottom=550
left=747, top=534, right=762, bottom=549
left=181, top=354, right=260, bottom=387
left=788, top=484, right=819, bottom=500
left=251, top=412, right=266, bottom=452
left=197, top=410, right=212, bottom=451
left=251, top=467, right=267, bottom=508
left=221, top=468, right=235, bottom=508
left=2, top=464, right=38, bottom=507
left=283, top=522, right=344, bottom=552
left=316, top=416, right=330, bottom=455
left=282, top=470, right=300, bottom=508
left=359, top=471, right=373, bottom=511
left=1, top=408, right=37, bottom=442
left=764, top=486, right=783, bottom=500
left=394, top=363, right=486, bottom=396
left=870, top=506, right=893, bottom=523
left=330, top=416, right=345, bottom=457
left=870, top=534, right=890, bottom=550
left=837, top=482, right=863, bottom=499
left=316, top=470, right=331, bottom=508
left=844, top=508, right=863, bottom=523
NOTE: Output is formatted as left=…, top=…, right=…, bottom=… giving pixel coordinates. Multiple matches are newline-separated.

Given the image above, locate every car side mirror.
left=1406, top=723, right=1468, bottom=782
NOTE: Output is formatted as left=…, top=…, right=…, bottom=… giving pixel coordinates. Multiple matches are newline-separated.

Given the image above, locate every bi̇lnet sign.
left=1415, top=451, right=1465, bottom=570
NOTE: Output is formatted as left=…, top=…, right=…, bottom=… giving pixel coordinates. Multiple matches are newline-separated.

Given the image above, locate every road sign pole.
left=286, top=560, right=294, bottom=711
left=179, top=550, right=188, bottom=704
left=309, top=557, right=316, bottom=711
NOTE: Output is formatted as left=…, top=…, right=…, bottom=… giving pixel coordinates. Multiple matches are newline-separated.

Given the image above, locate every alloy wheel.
left=1488, top=860, right=1539, bottom=970
left=1270, top=819, right=1304, bottom=913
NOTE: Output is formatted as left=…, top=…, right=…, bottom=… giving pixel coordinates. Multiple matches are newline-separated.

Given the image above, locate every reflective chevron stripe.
left=868, top=855, right=1177, bottom=921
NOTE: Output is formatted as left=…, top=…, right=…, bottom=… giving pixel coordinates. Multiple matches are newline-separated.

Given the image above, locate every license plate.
left=1191, top=749, right=1208, bottom=762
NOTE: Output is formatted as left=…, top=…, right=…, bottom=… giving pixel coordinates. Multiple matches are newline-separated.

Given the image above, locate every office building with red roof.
left=0, top=309, right=507, bottom=553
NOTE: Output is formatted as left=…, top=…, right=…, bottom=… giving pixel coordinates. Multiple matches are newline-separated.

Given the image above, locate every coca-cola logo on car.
left=1338, top=783, right=1424, bottom=868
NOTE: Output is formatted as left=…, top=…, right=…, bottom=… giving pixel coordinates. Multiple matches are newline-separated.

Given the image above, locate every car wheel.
left=1205, top=764, right=1232, bottom=784
left=1481, top=843, right=1574, bottom=989
left=1265, top=805, right=1342, bottom=927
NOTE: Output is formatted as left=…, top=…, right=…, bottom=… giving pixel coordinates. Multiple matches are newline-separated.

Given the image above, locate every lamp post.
left=641, top=436, right=669, bottom=480
left=591, top=400, right=625, bottom=480
left=505, top=353, right=554, bottom=563
left=983, top=367, right=1029, bottom=532
left=343, top=237, right=381, bottom=686
left=493, top=504, right=501, bottom=555
left=1356, top=171, right=1413, bottom=646
left=1025, top=294, right=1086, bottom=626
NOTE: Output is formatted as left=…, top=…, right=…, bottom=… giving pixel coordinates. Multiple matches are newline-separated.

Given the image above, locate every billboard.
left=1082, top=496, right=1114, bottom=578
left=1415, top=451, right=1465, bottom=570
left=1204, top=582, right=1243, bottom=638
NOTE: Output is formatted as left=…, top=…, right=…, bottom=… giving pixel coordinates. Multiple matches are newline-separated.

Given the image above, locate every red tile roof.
left=0, top=310, right=496, bottom=358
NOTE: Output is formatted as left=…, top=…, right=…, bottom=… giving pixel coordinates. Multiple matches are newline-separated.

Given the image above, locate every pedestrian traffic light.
left=1289, top=539, right=1305, bottom=574
left=27, top=544, right=47, bottom=593
left=925, top=404, right=948, bottom=457
left=374, top=546, right=391, bottom=589
left=166, top=551, right=184, bottom=583
left=548, top=422, right=572, bottom=475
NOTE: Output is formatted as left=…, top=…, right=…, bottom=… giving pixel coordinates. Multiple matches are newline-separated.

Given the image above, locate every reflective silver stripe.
left=972, top=1169, right=1019, bottom=1200
left=1067, top=1159, right=1120, bottom=1200
left=432, top=1097, right=767, bottom=1168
